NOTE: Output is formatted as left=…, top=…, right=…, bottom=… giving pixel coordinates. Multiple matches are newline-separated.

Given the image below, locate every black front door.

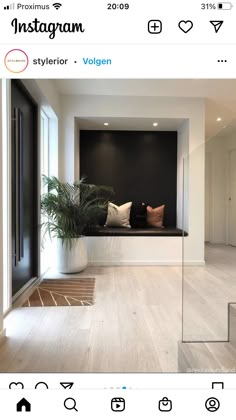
left=11, top=80, right=38, bottom=296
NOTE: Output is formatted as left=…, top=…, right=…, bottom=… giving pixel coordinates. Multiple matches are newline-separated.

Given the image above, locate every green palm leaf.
left=41, top=176, right=114, bottom=246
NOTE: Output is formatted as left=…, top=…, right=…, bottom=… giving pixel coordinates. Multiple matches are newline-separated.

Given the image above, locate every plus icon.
left=148, top=20, right=162, bottom=34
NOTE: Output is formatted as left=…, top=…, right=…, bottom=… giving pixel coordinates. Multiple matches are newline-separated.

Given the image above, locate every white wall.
left=22, top=79, right=60, bottom=178
left=0, top=80, right=4, bottom=334
left=74, top=122, right=80, bottom=181
left=205, top=151, right=212, bottom=242
left=49, top=118, right=59, bottom=178
left=59, top=94, right=205, bottom=264
left=23, top=79, right=60, bottom=118
left=177, top=120, right=189, bottom=231
left=205, top=130, right=236, bottom=243
left=59, top=114, right=76, bottom=183
left=88, top=237, right=183, bottom=266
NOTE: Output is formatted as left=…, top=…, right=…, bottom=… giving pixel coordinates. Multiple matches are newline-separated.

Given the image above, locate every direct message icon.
left=158, top=397, right=172, bottom=412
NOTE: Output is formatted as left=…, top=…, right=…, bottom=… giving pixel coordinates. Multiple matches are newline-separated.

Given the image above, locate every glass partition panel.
left=182, top=141, right=236, bottom=342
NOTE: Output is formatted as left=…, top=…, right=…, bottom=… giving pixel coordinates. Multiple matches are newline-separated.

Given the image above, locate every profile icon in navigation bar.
left=205, top=397, right=220, bottom=412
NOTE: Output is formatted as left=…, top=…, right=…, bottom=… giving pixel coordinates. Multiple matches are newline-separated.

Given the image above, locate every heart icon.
left=178, top=20, right=193, bottom=33
left=9, top=382, right=24, bottom=389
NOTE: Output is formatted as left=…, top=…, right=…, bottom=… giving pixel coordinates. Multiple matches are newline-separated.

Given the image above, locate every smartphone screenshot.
left=0, top=0, right=236, bottom=417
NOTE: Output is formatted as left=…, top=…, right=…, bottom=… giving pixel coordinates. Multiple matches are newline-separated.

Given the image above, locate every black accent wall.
left=80, top=130, right=177, bottom=227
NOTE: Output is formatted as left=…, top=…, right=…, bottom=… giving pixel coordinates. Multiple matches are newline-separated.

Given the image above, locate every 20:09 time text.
left=107, top=3, right=129, bottom=10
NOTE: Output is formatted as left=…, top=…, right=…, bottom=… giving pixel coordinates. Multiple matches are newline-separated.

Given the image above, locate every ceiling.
left=76, top=117, right=185, bottom=131
left=53, top=79, right=236, bottom=139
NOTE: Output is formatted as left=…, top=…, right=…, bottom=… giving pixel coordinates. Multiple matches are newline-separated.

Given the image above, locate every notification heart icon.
left=178, top=20, right=193, bottom=33
left=9, top=382, right=24, bottom=389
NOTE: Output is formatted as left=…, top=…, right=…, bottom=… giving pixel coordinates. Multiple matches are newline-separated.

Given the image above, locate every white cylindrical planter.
left=57, top=237, right=88, bottom=274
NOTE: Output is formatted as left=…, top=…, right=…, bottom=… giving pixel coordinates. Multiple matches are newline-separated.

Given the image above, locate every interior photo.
left=0, top=79, right=236, bottom=372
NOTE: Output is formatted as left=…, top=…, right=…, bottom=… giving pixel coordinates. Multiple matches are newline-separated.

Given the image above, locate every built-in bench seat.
left=86, top=227, right=187, bottom=237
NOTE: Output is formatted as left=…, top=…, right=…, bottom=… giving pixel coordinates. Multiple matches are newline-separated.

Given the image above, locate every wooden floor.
left=0, top=244, right=235, bottom=373
left=183, top=244, right=236, bottom=341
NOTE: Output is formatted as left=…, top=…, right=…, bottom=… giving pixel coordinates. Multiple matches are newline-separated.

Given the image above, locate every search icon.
left=64, top=398, right=78, bottom=412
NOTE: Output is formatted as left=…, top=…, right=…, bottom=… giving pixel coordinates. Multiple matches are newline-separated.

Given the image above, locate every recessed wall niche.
left=80, top=130, right=177, bottom=227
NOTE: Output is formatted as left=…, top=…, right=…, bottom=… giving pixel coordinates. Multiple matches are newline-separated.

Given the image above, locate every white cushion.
left=105, top=202, right=132, bottom=228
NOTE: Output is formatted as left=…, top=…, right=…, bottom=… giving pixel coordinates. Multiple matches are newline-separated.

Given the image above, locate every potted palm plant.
left=41, top=175, right=114, bottom=273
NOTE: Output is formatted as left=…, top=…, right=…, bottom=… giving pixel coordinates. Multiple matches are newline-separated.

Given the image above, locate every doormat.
left=22, top=278, right=95, bottom=307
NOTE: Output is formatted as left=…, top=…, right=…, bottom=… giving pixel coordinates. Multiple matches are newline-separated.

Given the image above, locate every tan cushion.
left=105, top=202, right=132, bottom=228
left=146, top=204, right=165, bottom=228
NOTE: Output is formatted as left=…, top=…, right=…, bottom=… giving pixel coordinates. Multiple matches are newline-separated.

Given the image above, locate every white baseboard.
left=88, top=260, right=205, bottom=267
left=184, top=261, right=205, bottom=266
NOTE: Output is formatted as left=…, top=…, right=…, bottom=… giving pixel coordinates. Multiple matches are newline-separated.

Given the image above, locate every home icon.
left=16, top=398, right=31, bottom=412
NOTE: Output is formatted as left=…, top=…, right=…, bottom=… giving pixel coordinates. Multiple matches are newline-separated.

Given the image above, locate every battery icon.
left=217, top=2, right=233, bottom=9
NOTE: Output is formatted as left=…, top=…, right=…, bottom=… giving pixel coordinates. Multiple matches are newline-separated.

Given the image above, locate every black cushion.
left=130, top=202, right=147, bottom=228
left=86, top=226, right=187, bottom=237
left=98, top=204, right=108, bottom=226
